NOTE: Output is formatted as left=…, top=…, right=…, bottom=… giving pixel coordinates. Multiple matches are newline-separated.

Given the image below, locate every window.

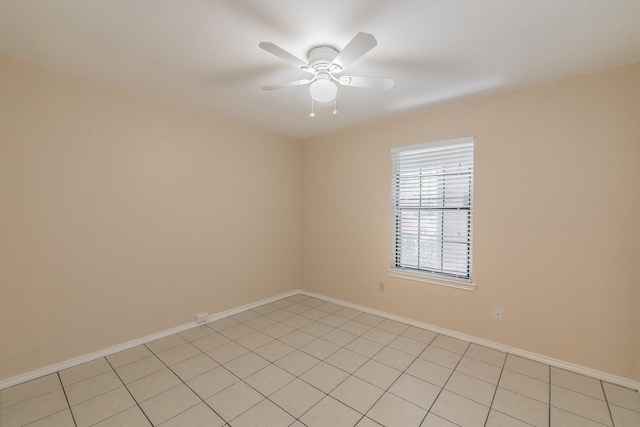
left=390, top=137, right=474, bottom=290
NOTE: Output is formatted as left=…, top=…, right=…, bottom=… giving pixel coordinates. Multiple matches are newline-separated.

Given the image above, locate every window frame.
left=389, top=136, right=475, bottom=291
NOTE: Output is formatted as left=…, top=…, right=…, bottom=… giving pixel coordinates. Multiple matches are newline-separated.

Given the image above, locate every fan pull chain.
left=309, top=98, right=339, bottom=117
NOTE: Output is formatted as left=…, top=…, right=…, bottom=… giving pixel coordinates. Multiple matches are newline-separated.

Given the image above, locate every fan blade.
left=259, top=42, right=311, bottom=71
left=330, top=32, right=377, bottom=71
left=338, top=76, right=394, bottom=90
left=260, top=78, right=313, bottom=91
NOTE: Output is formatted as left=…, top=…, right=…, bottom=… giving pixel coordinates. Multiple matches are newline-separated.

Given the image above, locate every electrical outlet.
left=493, top=307, right=503, bottom=321
left=379, top=282, right=385, bottom=292
left=196, top=313, right=209, bottom=324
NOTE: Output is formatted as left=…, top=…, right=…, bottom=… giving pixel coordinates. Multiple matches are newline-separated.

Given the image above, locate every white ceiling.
left=1, top=1, right=640, bottom=139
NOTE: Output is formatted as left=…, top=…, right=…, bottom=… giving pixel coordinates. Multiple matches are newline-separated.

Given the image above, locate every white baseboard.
left=0, top=289, right=300, bottom=390
left=2, top=288, right=638, bottom=392
left=300, top=290, right=640, bottom=391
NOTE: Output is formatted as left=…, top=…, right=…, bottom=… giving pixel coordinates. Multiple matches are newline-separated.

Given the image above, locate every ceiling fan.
left=259, top=32, right=394, bottom=115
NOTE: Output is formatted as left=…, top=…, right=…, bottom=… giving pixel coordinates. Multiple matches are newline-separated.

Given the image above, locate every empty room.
left=1, top=1, right=639, bottom=426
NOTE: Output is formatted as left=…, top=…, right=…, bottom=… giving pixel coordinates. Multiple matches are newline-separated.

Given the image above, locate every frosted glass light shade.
left=309, top=79, right=337, bottom=103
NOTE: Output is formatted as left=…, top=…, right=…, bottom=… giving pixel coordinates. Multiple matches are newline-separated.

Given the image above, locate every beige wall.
left=301, top=64, right=640, bottom=380
left=0, top=55, right=301, bottom=381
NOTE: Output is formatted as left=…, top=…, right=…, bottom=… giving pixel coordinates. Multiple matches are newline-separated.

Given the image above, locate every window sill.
left=388, top=268, right=476, bottom=291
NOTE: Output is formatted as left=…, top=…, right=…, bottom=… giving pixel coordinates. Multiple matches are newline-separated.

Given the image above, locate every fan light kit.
left=259, top=32, right=394, bottom=117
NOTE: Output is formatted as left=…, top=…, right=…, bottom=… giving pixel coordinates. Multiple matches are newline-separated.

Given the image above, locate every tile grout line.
left=141, top=340, right=235, bottom=426
left=549, top=367, right=620, bottom=426
left=324, top=328, right=407, bottom=424
left=364, top=331, right=443, bottom=426
left=103, top=355, right=155, bottom=427
left=417, top=335, right=466, bottom=426
left=549, top=364, right=552, bottom=427
left=436, top=342, right=478, bottom=425
left=481, top=347, right=506, bottom=427
left=57, top=372, right=79, bottom=427
left=601, top=379, right=616, bottom=427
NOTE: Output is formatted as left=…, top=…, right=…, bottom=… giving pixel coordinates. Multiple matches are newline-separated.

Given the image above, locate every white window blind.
left=391, top=137, right=474, bottom=283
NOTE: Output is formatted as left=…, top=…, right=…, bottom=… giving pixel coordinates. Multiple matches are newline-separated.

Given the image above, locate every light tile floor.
left=1, top=295, right=639, bottom=427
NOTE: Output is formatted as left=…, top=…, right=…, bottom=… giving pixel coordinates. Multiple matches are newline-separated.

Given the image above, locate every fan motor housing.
left=308, top=46, right=340, bottom=71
